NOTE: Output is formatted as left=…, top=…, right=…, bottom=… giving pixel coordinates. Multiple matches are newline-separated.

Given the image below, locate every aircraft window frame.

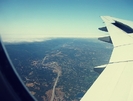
left=0, top=38, right=36, bottom=101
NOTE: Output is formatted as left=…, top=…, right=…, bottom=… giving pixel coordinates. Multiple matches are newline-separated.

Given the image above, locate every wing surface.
left=81, top=16, right=133, bottom=101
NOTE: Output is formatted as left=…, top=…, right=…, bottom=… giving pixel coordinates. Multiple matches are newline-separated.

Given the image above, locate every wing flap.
left=110, top=44, right=133, bottom=63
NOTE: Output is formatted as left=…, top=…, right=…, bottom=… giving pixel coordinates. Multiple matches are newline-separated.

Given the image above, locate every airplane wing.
left=81, top=16, right=133, bottom=101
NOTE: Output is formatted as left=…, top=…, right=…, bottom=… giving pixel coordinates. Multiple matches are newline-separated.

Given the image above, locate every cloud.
left=1, top=31, right=107, bottom=43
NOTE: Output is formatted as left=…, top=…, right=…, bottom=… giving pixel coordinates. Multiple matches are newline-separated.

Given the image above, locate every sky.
left=0, top=0, right=133, bottom=42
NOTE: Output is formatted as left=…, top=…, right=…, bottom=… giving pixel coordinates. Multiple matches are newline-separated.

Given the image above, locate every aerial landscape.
left=0, top=0, right=133, bottom=101
left=5, top=38, right=112, bottom=101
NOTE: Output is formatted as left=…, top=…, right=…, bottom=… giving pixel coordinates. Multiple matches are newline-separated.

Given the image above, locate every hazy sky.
left=0, top=0, right=133, bottom=42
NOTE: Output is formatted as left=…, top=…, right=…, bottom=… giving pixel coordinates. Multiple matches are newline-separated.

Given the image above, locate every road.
left=50, top=69, right=61, bottom=101
left=42, top=55, right=61, bottom=101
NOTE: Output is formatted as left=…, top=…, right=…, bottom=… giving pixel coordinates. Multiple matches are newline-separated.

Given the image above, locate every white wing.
left=81, top=16, right=133, bottom=101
